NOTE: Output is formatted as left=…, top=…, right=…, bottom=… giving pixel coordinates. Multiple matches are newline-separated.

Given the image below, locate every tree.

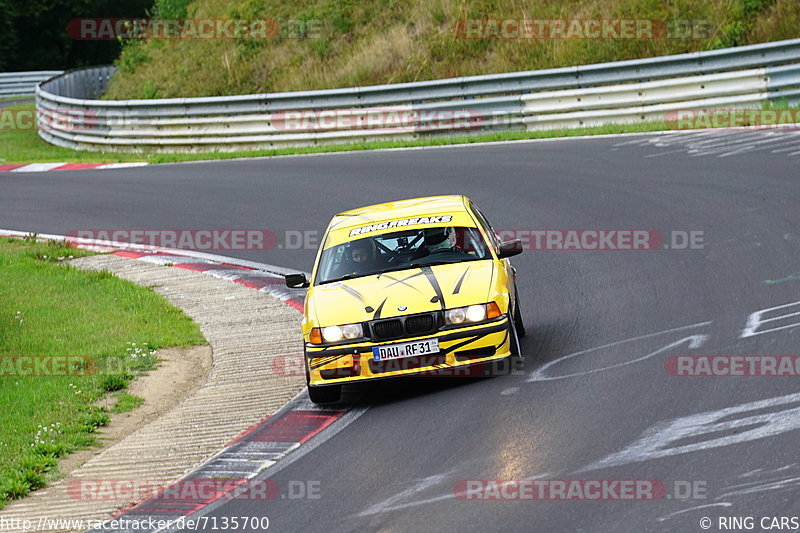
left=2, top=0, right=151, bottom=71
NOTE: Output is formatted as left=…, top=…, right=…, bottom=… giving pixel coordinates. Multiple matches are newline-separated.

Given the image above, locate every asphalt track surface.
left=2, top=132, right=800, bottom=532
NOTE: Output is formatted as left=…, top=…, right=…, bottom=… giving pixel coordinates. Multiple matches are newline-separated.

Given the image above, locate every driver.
left=423, top=226, right=457, bottom=254
left=344, top=239, right=377, bottom=272
left=348, top=242, right=371, bottom=264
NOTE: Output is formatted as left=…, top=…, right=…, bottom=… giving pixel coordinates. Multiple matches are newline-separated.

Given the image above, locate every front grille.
left=372, top=319, right=403, bottom=340
left=369, top=312, right=440, bottom=341
left=406, top=314, right=436, bottom=335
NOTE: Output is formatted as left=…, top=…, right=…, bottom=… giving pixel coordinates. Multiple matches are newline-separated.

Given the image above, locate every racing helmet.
left=423, top=226, right=455, bottom=253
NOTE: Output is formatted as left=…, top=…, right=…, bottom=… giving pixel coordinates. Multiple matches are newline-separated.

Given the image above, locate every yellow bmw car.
left=285, top=195, right=525, bottom=403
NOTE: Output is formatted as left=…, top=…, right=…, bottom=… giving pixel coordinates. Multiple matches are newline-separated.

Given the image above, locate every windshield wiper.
left=320, top=269, right=388, bottom=284
left=406, top=259, right=464, bottom=269
left=318, top=273, right=365, bottom=284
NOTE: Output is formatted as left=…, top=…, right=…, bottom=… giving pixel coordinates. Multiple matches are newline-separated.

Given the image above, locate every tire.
left=513, top=287, right=526, bottom=338
left=308, top=384, right=341, bottom=404
left=305, top=359, right=342, bottom=404
left=508, top=312, right=523, bottom=359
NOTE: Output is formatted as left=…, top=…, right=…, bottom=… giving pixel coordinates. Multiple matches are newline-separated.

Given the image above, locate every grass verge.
left=0, top=237, right=206, bottom=508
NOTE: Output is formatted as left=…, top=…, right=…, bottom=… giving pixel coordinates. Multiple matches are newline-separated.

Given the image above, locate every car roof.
left=333, top=195, right=468, bottom=223
left=323, top=195, right=477, bottom=248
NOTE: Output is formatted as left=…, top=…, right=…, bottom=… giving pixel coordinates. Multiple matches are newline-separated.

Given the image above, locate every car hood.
left=308, top=261, right=495, bottom=326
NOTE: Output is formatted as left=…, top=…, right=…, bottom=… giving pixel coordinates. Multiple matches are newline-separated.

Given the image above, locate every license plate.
left=372, top=339, right=439, bottom=361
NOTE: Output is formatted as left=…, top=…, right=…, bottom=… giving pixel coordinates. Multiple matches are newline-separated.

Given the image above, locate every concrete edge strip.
left=0, top=162, right=148, bottom=173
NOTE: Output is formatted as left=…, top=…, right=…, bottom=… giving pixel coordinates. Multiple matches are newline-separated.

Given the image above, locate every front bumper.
left=305, top=316, right=511, bottom=386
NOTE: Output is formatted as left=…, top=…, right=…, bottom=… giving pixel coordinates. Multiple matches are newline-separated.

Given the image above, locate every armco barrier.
left=0, top=71, right=63, bottom=98
left=35, top=38, right=800, bottom=153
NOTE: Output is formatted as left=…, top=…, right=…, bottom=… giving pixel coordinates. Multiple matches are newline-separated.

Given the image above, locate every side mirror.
left=285, top=273, right=310, bottom=288
left=498, top=239, right=523, bottom=259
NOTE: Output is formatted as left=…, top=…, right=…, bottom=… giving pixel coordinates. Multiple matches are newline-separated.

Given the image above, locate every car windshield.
left=316, top=226, right=491, bottom=284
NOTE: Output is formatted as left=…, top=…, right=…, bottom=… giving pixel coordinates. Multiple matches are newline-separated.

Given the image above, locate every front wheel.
left=508, top=312, right=522, bottom=359
left=513, top=287, right=526, bottom=338
left=305, top=361, right=341, bottom=404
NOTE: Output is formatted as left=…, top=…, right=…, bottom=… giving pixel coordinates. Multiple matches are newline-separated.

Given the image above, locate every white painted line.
left=579, top=391, right=800, bottom=472
left=741, top=300, right=800, bottom=338
left=356, top=469, right=457, bottom=517
left=96, top=162, right=149, bottom=170
left=657, top=503, right=733, bottom=522
left=526, top=323, right=711, bottom=382
left=10, top=162, right=67, bottom=172
left=356, top=469, right=557, bottom=517
left=721, top=474, right=800, bottom=496
left=203, top=269, right=247, bottom=281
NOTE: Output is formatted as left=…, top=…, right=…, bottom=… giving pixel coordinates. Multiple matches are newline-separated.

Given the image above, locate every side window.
left=469, top=202, right=500, bottom=252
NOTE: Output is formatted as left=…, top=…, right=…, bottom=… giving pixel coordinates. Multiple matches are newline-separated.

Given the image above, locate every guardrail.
left=36, top=39, right=800, bottom=153
left=1, top=71, right=63, bottom=98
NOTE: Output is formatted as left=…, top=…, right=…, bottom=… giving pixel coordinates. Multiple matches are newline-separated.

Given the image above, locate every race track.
left=2, top=130, right=800, bottom=532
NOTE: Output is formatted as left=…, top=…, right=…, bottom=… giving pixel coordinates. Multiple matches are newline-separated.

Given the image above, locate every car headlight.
left=445, top=303, right=501, bottom=325
left=314, top=323, right=364, bottom=344
left=445, top=307, right=467, bottom=324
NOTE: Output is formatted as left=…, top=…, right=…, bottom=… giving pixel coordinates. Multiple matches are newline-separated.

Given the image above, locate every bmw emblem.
left=397, top=305, right=408, bottom=311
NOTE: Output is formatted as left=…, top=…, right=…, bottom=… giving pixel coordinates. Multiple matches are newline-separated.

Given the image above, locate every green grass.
left=0, top=238, right=206, bottom=508
left=109, top=392, right=146, bottom=414
left=102, top=0, right=799, bottom=100
left=0, top=104, right=148, bottom=165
